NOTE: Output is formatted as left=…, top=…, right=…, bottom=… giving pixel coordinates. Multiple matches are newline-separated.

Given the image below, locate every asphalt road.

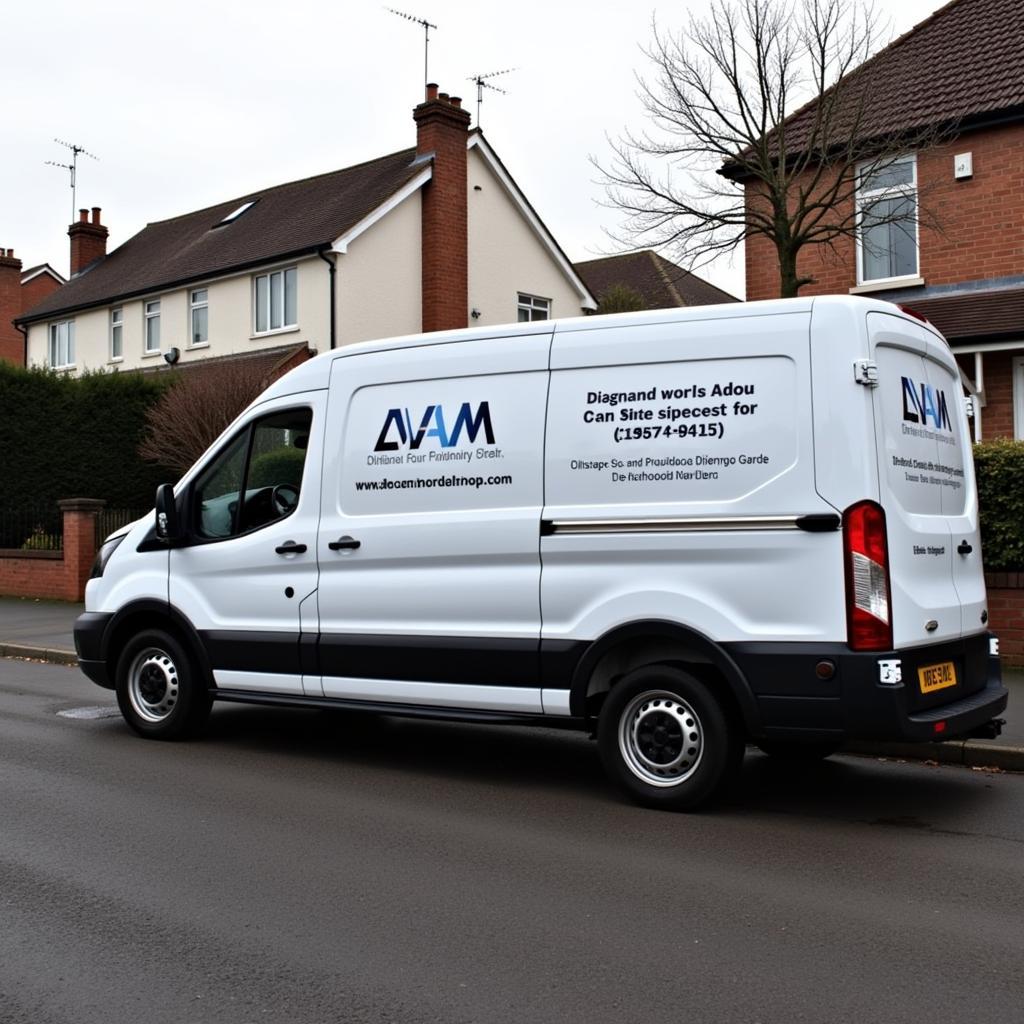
left=2, top=657, right=1023, bottom=1024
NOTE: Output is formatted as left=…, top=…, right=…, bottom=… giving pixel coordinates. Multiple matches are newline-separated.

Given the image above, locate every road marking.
left=58, top=706, right=120, bottom=720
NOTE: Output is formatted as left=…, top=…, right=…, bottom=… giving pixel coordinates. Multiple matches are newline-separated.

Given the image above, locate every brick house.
left=0, top=252, right=64, bottom=365
left=734, top=0, right=1024, bottom=441
left=17, top=85, right=595, bottom=375
left=574, top=250, right=738, bottom=311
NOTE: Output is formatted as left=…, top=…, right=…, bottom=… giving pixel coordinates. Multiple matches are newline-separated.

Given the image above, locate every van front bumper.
left=74, top=611, right=114, bottom=690
left=726, top=632, right=1007, bottom=743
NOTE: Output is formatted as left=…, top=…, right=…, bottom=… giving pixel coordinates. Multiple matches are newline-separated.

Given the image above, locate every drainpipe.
left=318, top=249, right=337, bottom=349
left=16, top=321, right=28, bottom=367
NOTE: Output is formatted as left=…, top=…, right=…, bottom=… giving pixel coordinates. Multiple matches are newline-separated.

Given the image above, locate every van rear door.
left=868, top=311, right=979, bottom=649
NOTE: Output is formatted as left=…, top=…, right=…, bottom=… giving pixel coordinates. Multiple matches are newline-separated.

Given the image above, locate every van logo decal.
left=901, top=376, right=951, bottom=432
left=374, top=402, right=496, bottom=452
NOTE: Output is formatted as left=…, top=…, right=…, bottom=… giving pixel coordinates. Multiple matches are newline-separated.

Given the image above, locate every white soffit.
left=331, top=167, right=433, bottom=254
left=468, top=135, right=597, bottom=310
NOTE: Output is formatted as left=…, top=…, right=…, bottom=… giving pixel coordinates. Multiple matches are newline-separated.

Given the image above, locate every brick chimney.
left=0, top=247, right=24, bottom=365
left=69, top=206, right=108, bottom=277
left=414, top=84, right=471, bottom=332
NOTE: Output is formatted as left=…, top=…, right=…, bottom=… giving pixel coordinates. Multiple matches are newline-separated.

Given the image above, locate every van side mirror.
left=154, top=484, right=183, bottom=544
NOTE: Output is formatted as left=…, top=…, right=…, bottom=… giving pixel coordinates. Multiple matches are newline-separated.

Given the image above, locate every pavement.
left=1, top=594, right=1021, bottom=770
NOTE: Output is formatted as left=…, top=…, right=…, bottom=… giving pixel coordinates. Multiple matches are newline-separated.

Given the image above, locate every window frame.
left=48, top=319, right=75, bottom=369
left=252, top=266, right=298, bottom=336
left=144, top=299, right=162, bottom=355
left=517, top=292, right=551, bottom=322
left=855, top=154, right=920, bottom=287
left=110, top=307, right=124, bottom=362
left=1014, top=356, right=1024, bottom=441
left=190, top=288, right=209, bottom=348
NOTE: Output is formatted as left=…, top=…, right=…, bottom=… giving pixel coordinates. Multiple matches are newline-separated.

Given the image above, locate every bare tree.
left=138, top=359, right=273, bottom=476
left=598, top=0, right=950, bottom=297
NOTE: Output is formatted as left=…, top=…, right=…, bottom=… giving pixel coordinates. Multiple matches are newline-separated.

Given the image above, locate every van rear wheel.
left=115, top=628, right=211, bottom=739
left=597, top=666, right=740, bottom=811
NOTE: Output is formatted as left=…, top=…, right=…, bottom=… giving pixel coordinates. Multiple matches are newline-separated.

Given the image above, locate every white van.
left=75, top=296, right=1007, bottom=809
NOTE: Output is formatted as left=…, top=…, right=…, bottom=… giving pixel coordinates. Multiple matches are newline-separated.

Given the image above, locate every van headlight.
left=90, top=534, right=126, bottom=579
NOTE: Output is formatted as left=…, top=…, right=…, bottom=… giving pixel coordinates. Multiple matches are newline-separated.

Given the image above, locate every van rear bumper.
left=726, top=633, right=1006, bottom=742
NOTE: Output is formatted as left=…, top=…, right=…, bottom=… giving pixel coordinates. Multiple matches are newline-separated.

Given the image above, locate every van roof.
left=255, top=295, right=940, bottom=403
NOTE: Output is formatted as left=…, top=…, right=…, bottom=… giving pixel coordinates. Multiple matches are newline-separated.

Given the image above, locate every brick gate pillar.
left=58, top=498, right=106, bottom=601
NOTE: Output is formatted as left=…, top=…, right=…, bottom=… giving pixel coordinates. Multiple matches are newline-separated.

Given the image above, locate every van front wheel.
left=115, top=629, right=211, bottom=739
left=597, top=666, right=739, bottom=811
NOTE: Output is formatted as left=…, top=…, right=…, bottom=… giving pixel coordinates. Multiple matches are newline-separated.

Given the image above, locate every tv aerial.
left=45, top=139, right=99, bottom=222
left=468, top=68, right=516, bottom=128
left=385, top=7, right=438, bottom=86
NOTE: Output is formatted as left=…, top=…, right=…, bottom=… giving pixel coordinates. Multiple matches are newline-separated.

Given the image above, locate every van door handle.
left=275, top=541, right=307, bottom=555
left=328, top=536, right=361, bottom=551
left=957, top=541, right=973, bottom=555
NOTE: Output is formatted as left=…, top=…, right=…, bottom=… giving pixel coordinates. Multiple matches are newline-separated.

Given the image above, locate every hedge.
left=974, top=440, right=1024, bottom=572
left=0, top=362, right=171, bottom=525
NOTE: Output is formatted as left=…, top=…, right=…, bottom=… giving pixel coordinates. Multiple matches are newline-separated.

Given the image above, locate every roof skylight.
left=215, top=200, right=257, bottom=227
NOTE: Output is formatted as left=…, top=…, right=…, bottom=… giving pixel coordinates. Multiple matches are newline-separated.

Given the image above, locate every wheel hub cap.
left=619, top=691, right=704, bottom=787
left=128, top=649, right=179, bottom=723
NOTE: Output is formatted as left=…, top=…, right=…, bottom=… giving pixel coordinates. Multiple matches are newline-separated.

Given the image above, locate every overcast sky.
left=4, top=0, right=948, bottom=299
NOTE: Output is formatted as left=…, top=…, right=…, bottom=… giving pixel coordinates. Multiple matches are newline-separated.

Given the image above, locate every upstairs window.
left=190, top=289, right=209, bottom=347
left=49, top=320, right=75, bottom=368
left=517, top=293, right=550, bottom=322
left=857, top=156, right=919, bottom=284
left=145, top=300, right=162, bottom=354
left=110, top=308, right=123, bottom=360
left=254, top=267, right=297, bottom=334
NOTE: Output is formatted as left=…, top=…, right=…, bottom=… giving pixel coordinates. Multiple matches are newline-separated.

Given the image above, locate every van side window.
left=194, top=407, right=313, bottom=540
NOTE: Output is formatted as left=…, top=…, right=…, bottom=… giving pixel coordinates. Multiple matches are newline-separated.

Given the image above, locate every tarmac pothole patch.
left=57, top=706, right=121, bottom=720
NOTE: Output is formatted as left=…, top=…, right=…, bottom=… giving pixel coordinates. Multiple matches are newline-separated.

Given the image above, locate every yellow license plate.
left=918, top=662, right=957, bottom=694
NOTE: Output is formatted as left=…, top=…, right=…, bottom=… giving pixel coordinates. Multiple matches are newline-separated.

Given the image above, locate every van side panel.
left=542, top=312, right=846, bottom=649
left=315, top=334, right=551, bottom=712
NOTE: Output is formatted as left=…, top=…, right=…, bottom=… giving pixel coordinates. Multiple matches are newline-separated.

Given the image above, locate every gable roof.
left=723, top=0, right=1024, bottom=177
left=574, top=251, right=739, bottom=309
left=470, top=133, right=596, bottom=311
left=21, top=264, right=65, bottom=286
left=19, top=147, right=425, bottom=324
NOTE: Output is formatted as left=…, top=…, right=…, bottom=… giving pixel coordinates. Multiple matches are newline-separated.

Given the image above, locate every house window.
left=254, top=267, right=297, bottom=334
left=857, top=155, right=918, bottom=284
left=49, top=320, right=75, bottom=368
left=190, top=289, right=209, bottom=347
left=110, top=308, right=123, bottom=361
left=517, top=293, right=551, bottom=322
left=145, top=300, right=162, bottom=354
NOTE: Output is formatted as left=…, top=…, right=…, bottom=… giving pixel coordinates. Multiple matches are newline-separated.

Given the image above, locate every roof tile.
left=574, top=251, right=739, bottom=309
left=22, top=147, right=423, bottom=323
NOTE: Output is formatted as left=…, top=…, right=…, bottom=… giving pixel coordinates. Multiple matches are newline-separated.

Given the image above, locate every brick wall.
left=69, top=208, right=108, bottom=277
left=986, top=573, right=1024, bottom=666
left=746, top=123, right=1024, bottom=301
left=21, top=270, right=63, bottom=315
left=0, top=249, right=23, bottom=365
left=414, top=85, right=471, bottom=333
left=0, top=499, right=104, bottom=602
left=957, top=351, right=1017, bottom=439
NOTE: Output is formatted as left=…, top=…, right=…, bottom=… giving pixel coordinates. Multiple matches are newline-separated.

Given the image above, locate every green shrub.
left=0, top=363, right=171, bottom=515
left=20, top=527, right=62, bottom=551
left=249, top=447, right=306, bottom=489
left=974, top=440, right=1024, bottom=571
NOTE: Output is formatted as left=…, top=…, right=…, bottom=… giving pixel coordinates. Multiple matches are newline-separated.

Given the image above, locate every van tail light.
left=843, top=500, right=893, bottom=651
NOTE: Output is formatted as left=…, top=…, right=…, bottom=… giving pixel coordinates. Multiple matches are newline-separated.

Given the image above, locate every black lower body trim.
left=211, top=688, right=587, bottom=728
